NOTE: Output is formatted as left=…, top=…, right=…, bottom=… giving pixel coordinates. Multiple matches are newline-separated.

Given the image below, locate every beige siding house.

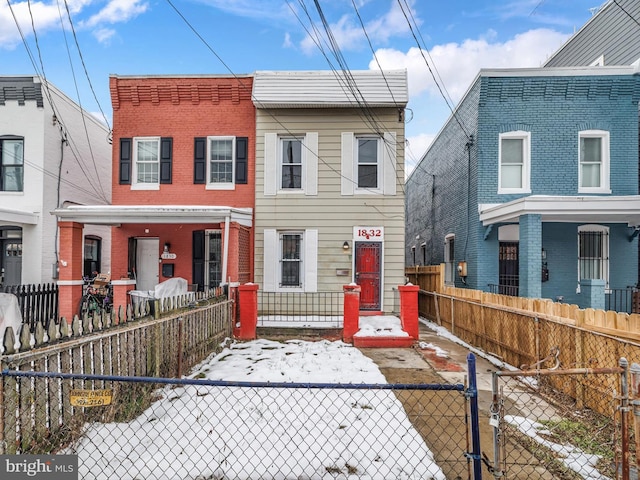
left=252, top=70, right=408, bottom=316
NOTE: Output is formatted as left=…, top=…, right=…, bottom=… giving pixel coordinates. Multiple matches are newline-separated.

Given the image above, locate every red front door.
left=355, top=242, right=381, bottom=311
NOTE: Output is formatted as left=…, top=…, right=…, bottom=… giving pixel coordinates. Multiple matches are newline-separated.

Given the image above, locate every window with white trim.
left=0, top=137, right=24, bottom=192
left=280, top=137, right=303, bottom=190
left=208, top=136, right=235, bottom=188
left=133, top=137, right=160, bottom=189
left=498, top=131, right=530, bottom=194
left=444, top=234, right=455, bottom=285
left=578, top=225, right=609, bottom=289
left=578, top=130, right=610, bottom=193
left=263, top=229, right=318, bottom=292
left=356, top=136, right=381, bottom=190
left=280, top=232, right=303, bottom=287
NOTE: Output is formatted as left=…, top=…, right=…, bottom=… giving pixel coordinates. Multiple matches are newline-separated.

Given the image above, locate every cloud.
left=405, top=133, right=435, bottom=177
left=299, top=0, right=420, bottom=55
left=92, top=27, right=116, bottom=45
left=0, top=1, right=64, bottom=48
left=0, top=0, right=147, bottom=49
left=371, top=28, right=569, bottom=103
left=81, top=0, right=148, bottom=28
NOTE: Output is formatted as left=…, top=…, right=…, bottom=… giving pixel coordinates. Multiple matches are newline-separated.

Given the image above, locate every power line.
left=166, top=0, right=403, bottom=197
left=395, top=0, right=471, bottom=140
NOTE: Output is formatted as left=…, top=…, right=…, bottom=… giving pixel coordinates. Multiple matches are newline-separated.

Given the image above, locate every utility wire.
left=56, top=0, right=109, bottom=203
left=396, top=0, right=471, bottom=140
left=167, top=0, right=402, bottom=198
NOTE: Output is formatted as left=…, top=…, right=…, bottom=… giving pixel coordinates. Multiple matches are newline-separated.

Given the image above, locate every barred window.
left=578, top=226, right=609, bottom=288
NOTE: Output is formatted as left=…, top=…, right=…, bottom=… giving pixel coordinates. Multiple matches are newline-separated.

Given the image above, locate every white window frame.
left=206, top=136, right=235, bottom=190
left=279, top=231, right=304, bottom=290
left=355, top=135, right=383, bottom=193
left=578, top=130, right=610, bottom=194
left=577, top=224, right=609, bottom=291
left=132, top=136, right=160, bottom=190
left=278, top=136, right=305, bottom=192
left=444, top=234, right=455, bottom=285
left=498, top=131, right=531, bottom=194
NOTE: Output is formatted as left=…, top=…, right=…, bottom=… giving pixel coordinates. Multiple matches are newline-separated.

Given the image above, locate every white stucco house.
left=0, top=76, right=111, bottom=286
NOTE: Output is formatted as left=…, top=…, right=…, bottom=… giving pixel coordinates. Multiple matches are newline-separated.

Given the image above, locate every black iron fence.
left=605, top=286, right=639, bottom=314
left=257, top=291, right=344, bottom=326
left=2, top=283, right=58, bottom=331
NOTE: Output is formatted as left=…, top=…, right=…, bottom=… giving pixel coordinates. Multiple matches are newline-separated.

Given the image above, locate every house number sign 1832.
left=354, top=227, right=384, bottom=240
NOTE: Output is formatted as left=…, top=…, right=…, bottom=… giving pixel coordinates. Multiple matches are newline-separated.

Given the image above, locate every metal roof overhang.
left=479, top=195, right=640, bottom=227
left=0, top=207, right=39, bottom=225
left=51, top=205, right=253, bottom=227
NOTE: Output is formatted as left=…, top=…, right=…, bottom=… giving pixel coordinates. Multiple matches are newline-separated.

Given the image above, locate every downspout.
left=221, top=215, right=230, bottom=287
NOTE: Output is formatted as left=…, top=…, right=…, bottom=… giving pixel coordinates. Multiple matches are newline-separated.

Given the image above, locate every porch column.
left=57, top=221, right=84, bottom=323
left=519, top=214, right=542, bottom=299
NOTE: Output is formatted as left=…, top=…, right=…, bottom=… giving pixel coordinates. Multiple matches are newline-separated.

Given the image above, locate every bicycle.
left=78, top=275, right=113, bottom=317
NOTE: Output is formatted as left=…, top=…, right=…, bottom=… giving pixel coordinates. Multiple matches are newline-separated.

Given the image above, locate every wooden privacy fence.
left=407, top=265, right=640, bottom=416
left=0, top=298, right=235, bottom=454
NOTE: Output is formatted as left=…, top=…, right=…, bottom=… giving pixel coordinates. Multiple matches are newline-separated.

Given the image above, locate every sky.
left=61, top=317, right=607, bottom=478
left=0, top=0, right=600, bottom=172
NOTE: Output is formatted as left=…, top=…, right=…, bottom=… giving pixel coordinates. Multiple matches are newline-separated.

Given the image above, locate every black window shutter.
left=194, top=137, right=206, bottom=184
left=160, top=137, right=172, bottom=184
left=235, top=137, right=248, bottom=184
left=192, top=230, right=205, bottom=291
left=119, top=138, right=132, bottom=184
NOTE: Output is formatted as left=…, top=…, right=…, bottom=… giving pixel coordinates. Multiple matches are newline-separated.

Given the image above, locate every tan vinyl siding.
left=255, top=107, right=405, bottom=312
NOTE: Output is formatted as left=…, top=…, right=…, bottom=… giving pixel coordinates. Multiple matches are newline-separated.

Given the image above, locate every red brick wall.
left=110, top=75, right=255, bottom=209
left=109, top=76, right=256, bottom=285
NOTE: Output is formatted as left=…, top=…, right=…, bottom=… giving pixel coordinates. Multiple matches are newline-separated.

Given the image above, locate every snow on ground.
left=68, top=338, right=446, bottom=480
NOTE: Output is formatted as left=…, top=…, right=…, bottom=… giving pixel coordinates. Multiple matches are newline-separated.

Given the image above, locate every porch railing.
left=2, top=283, right=58, bottom=332
left=487, top=283, right=519, bottom=297
left=257, top=291, right=344, bottom=326
left=605, top=287, right=639, bottom=314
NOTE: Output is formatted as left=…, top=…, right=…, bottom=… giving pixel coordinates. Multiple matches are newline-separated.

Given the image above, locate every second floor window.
left=0, top=138, right=24, bottom=192
left=280, top=138, right=302, bottom=190
left=357, top=136, right=380, bottom=189
left=579, top=130, right=610, bottom=193
left=209, top=137, right=234, bottom=185
left=133, top=137, right=160, bottom=188
left=498, top=131, right=530, bottom=194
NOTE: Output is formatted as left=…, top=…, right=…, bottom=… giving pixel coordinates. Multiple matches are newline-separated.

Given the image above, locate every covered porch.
left=52, top=204, right=253, bottom=321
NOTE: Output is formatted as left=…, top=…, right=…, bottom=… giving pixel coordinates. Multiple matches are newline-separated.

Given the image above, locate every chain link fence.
left=1, top=371, right=472, bottom=479
left=487, top=359, right=631, bottom=479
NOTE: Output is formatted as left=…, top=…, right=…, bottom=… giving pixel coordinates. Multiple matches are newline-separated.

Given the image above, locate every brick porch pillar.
left=111, top=279, right=136, bottom=322
left=57, top=221, right=84, bottom=323
left=398, top=283, right=420, bottom=339
left=342, top=284, right=361, bottom=343
left=237, top=283, right=259, bottom=340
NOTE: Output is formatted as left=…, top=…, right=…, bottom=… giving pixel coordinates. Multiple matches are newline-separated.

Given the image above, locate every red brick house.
left=54, top=75, right=255, bottom=319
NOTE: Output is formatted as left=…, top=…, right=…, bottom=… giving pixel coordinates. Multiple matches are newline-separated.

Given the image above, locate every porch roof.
left=51, top=205, right=253, bottom=226
left=0, top=207, right=39, bottom=225
left=478, top=195, right=640, bottom=227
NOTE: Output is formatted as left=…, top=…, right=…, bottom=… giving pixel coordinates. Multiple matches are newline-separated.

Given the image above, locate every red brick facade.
left=108, top=75, right=256, bottom=287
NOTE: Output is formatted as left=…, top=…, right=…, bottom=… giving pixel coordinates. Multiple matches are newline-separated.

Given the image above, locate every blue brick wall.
left=405, top=81, right=481, bottom=288
left=406, top=72, right=640, bottom=299
left=477, top=75, right=640, bottom=203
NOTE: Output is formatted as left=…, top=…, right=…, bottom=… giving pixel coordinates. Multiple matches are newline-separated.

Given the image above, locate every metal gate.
left=487, top=354, right=630, bottom=479
left=0, top=356, right=484, bottom=479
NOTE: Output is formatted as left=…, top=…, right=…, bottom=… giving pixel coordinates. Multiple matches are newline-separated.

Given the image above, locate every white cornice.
left=51, top=205, right=253, bottom=227
left=479, top=195, right=640, bottom=226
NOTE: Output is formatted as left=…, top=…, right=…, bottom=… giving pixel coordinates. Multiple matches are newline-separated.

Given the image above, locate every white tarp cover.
left=154, top=278, right=188, bottom=299
left=0, top=293, right=22, bottom=353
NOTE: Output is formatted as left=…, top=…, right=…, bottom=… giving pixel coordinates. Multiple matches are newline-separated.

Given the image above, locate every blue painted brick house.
left=406, top=66, right=640, bottom=310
